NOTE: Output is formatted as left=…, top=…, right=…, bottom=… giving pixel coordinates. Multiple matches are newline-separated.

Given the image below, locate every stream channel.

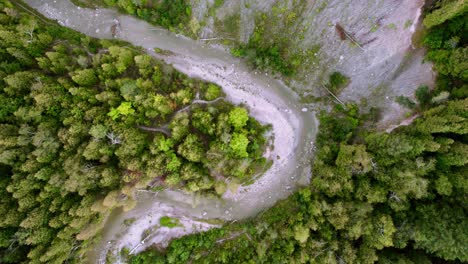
left=23, top=0, right=318, bottom=262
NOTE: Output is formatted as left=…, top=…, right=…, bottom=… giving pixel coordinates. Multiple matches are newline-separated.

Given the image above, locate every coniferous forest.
left=0, top=0, right=467, bottom=264
left=0, top=1, right=268, bottom=262
left=130, top=1, right=468, bottom=263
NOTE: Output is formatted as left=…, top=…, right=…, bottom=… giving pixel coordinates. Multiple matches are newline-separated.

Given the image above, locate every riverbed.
left=23, top=0, right=317, bottom=262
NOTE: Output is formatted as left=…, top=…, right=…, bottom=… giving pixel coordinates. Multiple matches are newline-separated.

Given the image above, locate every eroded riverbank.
left=23, top=0, right=317, bottom=262
left=22, top=0, right=435, bottom=262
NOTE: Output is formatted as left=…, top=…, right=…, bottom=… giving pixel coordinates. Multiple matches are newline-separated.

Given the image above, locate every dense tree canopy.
left=0, top=2, right=268, bottom=263
left=0, top=0, right=466, bottom=263
left=230, top=0, right=317, bottom=76
left=73, top=0, right=192, bottom=33
left=131, top=2, right=468, bottom=263
left=75, top=0, right=318, bottom=77
left=132, top=98, right=468, bottom=264
left=423, top=1, right=467, bottom=99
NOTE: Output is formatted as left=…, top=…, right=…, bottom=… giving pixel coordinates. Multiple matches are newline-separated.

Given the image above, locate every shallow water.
left=23, top=0, right=317, bottom=262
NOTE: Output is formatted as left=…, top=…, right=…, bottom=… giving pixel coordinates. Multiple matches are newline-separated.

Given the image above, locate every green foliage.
left=328, top=71, right=350, bottom=93
left=131, top=8, right=468, bottom=258
left=229, top=133, right=249, bottom=158
left=316, top=104, right=360, bottom=150
left=231, top=1, right=319, bottom=76
left=204, top=84, right=222, bottom=101
left=396, top=95, right=416, bottom=109
left=412, top=203, right=468, bottom=260
left=94, top=0, right=192, bottom=33
left=108, top=101, right=135, bottom=120
left=214, top=13, right=240, bottom=40
left=134, top=92, right=467, bottom=263
left=0, top=3, right=269, bottom=263
left=426, top=46, right=468, bottom=80
left=4, top=1, right=466, bottom=263
left=123, top=217, right=136, bottom=226
left=228, top=107, right=249, bottom=130
left=159, top=216, right=180, bottom=228
left=70, top=69, right=98, bottom=86
left=423, top=0, right=468, bottom=29
left=89, top=124, right=108, bottom=139
left=415, top=85, right=432, bottom=107
left=191, top=110, right=215, bottom=135
left=423, top=5, right=467, bottom=102
left=130, top=250, right=165, bottom=264
left=214, top=0, right=224, bottom=9
left=177, top=134, right=205, bottom=162
left=233, top=44, right=296, bottom=76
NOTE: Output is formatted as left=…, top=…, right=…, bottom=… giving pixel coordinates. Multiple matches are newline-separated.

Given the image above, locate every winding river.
left=23, top=0, right=317, bottom=262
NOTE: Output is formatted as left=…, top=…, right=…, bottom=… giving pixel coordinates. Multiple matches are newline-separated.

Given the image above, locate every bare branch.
left=321, top=85, right=347, bottom=108
left=137, top=126, right=171, bottom=136
left=106, top=132, right=122, bottom=145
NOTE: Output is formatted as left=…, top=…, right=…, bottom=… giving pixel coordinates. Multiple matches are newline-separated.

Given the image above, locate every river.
left=23, top=0, right=318, bottom=262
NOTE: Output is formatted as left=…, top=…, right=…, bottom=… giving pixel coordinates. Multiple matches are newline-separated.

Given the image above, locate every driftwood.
left=128, top=233, right=153, bottom=255
left=215, top=232, right=245, bottom=244
left=361, top=37, right=378, bottom=46
left=137, top=97, right=225, bottom=135
left=321, top=85, right=347, bottom=108
left=177, top=97, right=226, bottom=112
left=335, top=23, right=364, bottom=51
left=138, top=126, right=171, bottom=136
left=136, top=190, right=160, bottom=195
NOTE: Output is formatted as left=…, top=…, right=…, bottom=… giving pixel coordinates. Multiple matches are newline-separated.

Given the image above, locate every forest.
left=0, top=0, right=466, bottom=264
left=129, top=1, right=468, bottom=264
left=72, top=0, right=319, bottom=77
left=71, top=0, right=192, bottom=34
left=229, top=0, right=322, bottom=77
left=0, top=1, right=268, bottom=263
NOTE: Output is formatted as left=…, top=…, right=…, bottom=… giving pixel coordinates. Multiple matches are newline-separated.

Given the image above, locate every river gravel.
left=22, top=0, right=433, bottom=262
left=24, top=0, right=316, bottom=262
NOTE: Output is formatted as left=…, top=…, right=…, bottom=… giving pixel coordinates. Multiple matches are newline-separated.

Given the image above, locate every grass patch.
left=228, top=0, right=321, bottom=77
left=70, top=0, right=102, bottom=8
left=159, top=216, right=181, bottom=228
left=214, top=13, right=241, bottom=41
left=404, top=19, right=413, bottom=29
left=387, top=23, right=397, bottom=30
left=123, top=217, right=136, bottom=227
left=150, top=185, right=166, bottom=192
